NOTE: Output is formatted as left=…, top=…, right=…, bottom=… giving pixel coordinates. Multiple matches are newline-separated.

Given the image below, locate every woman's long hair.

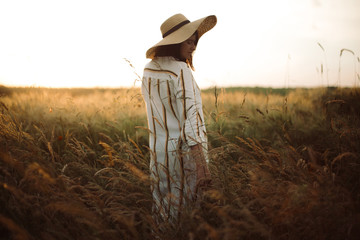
left=153, top=32, right=198, bottom=71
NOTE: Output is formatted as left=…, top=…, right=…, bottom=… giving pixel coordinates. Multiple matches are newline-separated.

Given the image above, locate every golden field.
left=0, top=86, right=359, bottom=240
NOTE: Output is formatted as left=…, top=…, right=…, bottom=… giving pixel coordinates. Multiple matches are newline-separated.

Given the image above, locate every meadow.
left=0, top=85, right=359, bottom=240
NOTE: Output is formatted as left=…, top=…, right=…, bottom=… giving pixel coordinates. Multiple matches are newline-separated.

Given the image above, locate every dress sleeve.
left=175, top=65, right=201, bottom=146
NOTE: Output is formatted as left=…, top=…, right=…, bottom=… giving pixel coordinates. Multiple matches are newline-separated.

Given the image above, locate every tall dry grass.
left=1, top=86, right=359, bottom=239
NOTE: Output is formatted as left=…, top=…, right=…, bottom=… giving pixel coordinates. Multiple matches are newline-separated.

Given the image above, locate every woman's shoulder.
left=144, top=57, right=189, bottom=77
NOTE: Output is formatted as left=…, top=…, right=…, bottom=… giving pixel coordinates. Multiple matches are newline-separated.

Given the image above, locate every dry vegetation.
left=1, top=86, right=359, bottom=240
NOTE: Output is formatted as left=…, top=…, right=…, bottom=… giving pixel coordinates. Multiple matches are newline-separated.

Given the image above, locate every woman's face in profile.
left=180, top=34, right=197, bottom=61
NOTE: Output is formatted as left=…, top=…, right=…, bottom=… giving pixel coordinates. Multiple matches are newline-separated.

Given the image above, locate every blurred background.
left=0, top=0, right=359, bottom=88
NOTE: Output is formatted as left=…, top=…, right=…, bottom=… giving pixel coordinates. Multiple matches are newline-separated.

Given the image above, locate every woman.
left=141, top=13, right=217, bottom=223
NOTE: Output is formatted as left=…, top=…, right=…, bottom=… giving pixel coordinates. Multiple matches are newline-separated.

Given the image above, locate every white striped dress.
left=141, top=56, right=208, bottom=222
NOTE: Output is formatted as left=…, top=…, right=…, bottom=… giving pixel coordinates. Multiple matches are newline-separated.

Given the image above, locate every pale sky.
left=0, top=0, right=359, bottom=88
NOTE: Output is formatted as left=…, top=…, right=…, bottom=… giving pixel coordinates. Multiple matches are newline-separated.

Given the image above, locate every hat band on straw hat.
left=162, top=20, right=190, bottom=38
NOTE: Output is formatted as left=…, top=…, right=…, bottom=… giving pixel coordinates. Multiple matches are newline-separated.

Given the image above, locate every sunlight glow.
left=0, top=0, right=359, bottom=88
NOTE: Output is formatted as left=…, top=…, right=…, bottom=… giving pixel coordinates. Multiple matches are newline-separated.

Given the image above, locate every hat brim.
left=146, top=15, right=217, bottom=59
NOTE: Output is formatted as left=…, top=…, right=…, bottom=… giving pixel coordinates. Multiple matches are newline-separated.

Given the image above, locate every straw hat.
left=146, top=13, right=217, bottom=59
